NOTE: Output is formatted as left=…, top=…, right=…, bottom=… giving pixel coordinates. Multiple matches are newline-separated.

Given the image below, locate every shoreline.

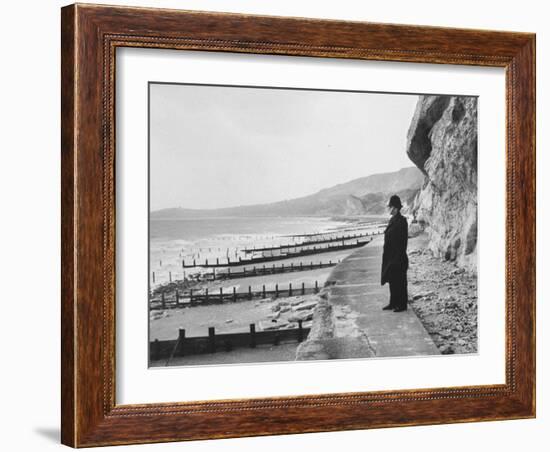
left=149, top=217, right=382, bottom=358
left=150, top=226, right=478, bottom=364
left=149, top=215, right=381, bottom=288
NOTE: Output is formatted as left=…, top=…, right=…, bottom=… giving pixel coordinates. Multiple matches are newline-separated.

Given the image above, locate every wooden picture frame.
left=61, top=3, right=536, bottom=447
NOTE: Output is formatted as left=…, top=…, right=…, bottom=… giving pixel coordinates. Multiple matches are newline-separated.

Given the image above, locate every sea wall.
left=407, top=96, right=478, bottom=270
left=295, top=293, right=335, bottom=360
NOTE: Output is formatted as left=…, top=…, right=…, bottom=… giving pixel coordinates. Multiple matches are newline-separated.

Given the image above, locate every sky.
left=149, top=83, right=419, bottom=211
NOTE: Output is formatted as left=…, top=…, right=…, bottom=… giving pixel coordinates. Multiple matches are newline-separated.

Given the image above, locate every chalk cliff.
left=406, top=95, right=478, bottom=269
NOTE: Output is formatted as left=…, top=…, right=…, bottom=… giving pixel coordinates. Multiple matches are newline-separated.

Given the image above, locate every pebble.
left=407, top=242, right=478, bottom=354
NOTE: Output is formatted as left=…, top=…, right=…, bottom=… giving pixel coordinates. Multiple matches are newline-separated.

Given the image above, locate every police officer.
left=381, top=195, right=409, bottom=312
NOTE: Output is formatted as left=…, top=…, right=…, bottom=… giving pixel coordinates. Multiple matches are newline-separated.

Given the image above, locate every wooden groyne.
left=283, top=226, right=384, bottom=238
left=242, top=232, right=375, bottom=253
left=150, top=281, right=321, bottom=310
left=151, top=259, right=339, bottom=285
left=205, top=259, right=339, bottom=280
left=181, top=239, right=372, bottom=268
left=151, top=321, right=310, bottom=364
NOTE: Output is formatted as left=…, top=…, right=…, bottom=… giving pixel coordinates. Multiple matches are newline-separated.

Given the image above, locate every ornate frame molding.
left=61, top=4, right=535, bottom=447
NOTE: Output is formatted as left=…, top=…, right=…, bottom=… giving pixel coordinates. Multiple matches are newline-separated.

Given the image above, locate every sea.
left=149, top=216, right=369, bottom=288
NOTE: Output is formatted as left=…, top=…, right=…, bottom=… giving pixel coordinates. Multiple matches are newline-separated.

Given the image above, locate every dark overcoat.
left=381, top=212, right=409, bottom=285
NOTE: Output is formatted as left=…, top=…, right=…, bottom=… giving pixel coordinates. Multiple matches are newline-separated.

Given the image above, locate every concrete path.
left=297, top=236, right=439, bottom=360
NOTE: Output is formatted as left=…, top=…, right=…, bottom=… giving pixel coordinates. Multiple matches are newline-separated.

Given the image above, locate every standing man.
left=381, top=195, right=409, bottom=312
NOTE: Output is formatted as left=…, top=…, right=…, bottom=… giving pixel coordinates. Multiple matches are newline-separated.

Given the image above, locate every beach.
left=149, top=215, right=386, bottom=366
left=148, top=215, right=478, bottom=367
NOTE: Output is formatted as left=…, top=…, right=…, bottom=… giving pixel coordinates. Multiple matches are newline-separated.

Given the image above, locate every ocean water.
left=149, top=216, right=356, bottom=287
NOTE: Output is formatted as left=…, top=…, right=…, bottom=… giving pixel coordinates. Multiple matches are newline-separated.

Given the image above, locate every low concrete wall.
left=295, top=290, right=335, bottom=360
left=295, top=284, right=377, bottom=361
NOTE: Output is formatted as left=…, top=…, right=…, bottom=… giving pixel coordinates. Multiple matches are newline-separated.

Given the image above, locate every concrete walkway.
left=297, top=236, right=439, bottom=360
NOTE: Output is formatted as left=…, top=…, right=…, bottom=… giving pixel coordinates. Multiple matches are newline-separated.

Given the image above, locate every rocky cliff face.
left=359, top=187, right=419, bottom=215
left=407, top=96, right=478, bottom=269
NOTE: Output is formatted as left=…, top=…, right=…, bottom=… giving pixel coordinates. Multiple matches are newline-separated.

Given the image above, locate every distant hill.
left=357, top=187, right=421, bottom=215
left=151, top=167, right=425, bottom=218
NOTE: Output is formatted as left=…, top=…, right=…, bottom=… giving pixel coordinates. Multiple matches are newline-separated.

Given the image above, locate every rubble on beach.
left=407, top=242, right=478, bottom=354
left=250, top=294, right=317, bottom=332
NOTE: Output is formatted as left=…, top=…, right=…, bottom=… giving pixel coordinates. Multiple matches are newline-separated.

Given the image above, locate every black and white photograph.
left=148, top=83, right=478, bottom=367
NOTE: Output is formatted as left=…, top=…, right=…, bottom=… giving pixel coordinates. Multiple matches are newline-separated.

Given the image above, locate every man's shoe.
left=393, top=306, right=407, bottom=312
left=382, top=304, right=394, bottom=310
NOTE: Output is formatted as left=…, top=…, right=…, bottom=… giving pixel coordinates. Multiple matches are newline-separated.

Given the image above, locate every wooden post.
left=224, top=339, right=232, bottom=352
left=315, top=280, right=319, bottom=293
left=262, top=284, right=266, bottom=298
left=302, top=282, right=305, bottom=295
left=205, top=288, right=209, bottom=303
left=329, top=260, right=332, bottom=265
left=243, top=267, right=246, bottom=276
left=177, top=328, right=186, bottom=356
left=175, top=289, right=179, bottom=306
left=169, top=271, right=172, bottom=283
left=208, top=327, right=215, bottom=353
left=289, top=283, right=292, bottom=296
left=152, top=272, right=155, bottom=283
left=248, top=286, right=252, bottom=300
left=249, top=324, right=256, bottom=348
left=212, top=268, right=216, bottom=280
left=152, top=339, right=160, bottom=362
left=161, top=292, right=165, bottom=309
left=206, top=258, right=209, bottom=266
left=219, top=287, right=223, bottom=302
left=193, top=259, right=196, bottom=267
left=216, top=257, right=219, bottom=265
left=189, top=289, right=193, bottom=304
left=298, top=320, right=304, bottom=342
left=233, top=287, right=236, bottom=302
left=275, top=283, right=279, bottom=298
left=310, top=261, right=313, bottom=270
left=253, top=266, right=256, bottom=275
left=182, top=259, right=185, bottom=267
left=291, top=263, right=294, bottom=271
